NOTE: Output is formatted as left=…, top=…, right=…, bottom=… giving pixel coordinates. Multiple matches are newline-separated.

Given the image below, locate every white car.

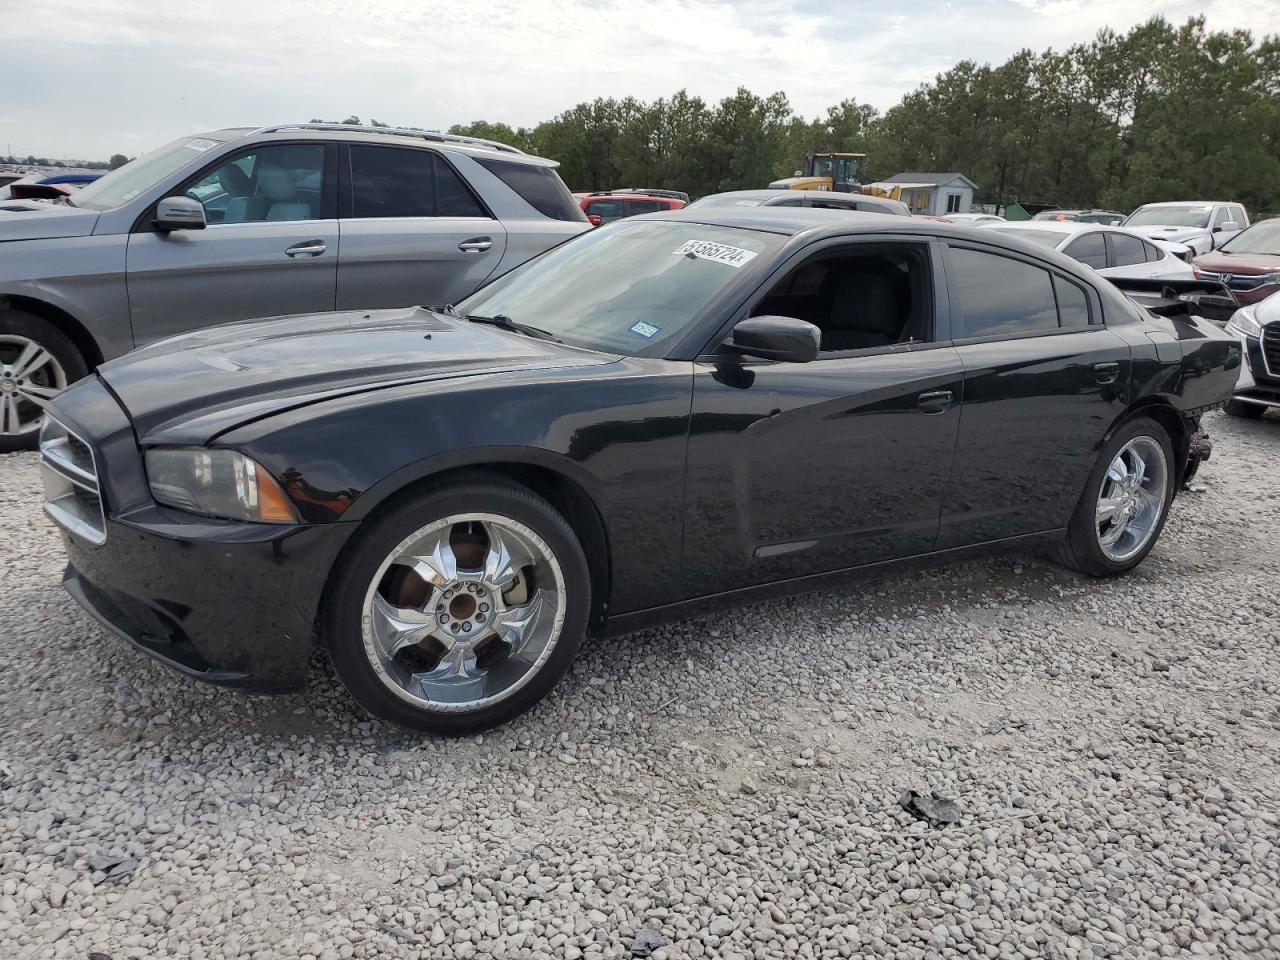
left=1122, top=201, right=1249, bottom=256
left=979, top=220, right=1195, bottom=280
left=1223, top=291, right=1280, bottom=418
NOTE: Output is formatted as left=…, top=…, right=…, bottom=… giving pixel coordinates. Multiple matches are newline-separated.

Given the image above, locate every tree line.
left=448, top=16, right=1278, bottom=214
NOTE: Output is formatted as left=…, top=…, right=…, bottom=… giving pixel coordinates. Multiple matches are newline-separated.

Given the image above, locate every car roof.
left=583, top=192, right=678, bottom=202
left=1133, top=201, right=1219, bottom=208
left=648, top=205, right=1028, bottom=243
left=989, top=220, right=1099, bottom=236
left=203, top=124, right=559, bottom=168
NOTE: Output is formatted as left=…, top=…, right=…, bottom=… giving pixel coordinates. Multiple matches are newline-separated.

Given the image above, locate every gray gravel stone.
left=1, top=412, right=1279, bottom=959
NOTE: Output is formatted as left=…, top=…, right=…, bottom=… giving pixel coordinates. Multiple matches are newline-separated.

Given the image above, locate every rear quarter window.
left=475, top=157, right=586, bottom=222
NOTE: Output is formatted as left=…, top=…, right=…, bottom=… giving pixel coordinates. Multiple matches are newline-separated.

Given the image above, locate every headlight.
left=145, top=448, right=297, bottom=523
left=1225, top=306, right=1262, bottom=338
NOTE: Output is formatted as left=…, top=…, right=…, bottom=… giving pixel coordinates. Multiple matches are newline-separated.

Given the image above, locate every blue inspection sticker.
left=629, top=320, right=660, bottom=339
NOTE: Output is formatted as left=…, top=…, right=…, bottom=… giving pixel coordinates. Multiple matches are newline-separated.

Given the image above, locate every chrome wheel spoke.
left=1098, top=516, right=1129, bottom=547
left=369, top=593, right=436, bottom=661
left=1126, top=450, right=1147, bottom=490
left=11, top=342, right=53, bottom=381
left=419, top=642, right=479, bottom=682
left=1105, top=456, right=1128, bottom=488
left=1096, top=497, right=1122, bottom=523
left=482, top=522, right=535, bottom=591
left=493, top=588, right=553, bottom=655
left=400, top=529, right=459, bottom=587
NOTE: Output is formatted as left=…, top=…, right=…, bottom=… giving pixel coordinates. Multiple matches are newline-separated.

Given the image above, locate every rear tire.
left=0, top=310, right=87, bottom=453
left=1053, top=417, right=1175, bottom=578
left=1224, top=398, right=1265, bottom=419
left=323, top=477, right=591, bottom=735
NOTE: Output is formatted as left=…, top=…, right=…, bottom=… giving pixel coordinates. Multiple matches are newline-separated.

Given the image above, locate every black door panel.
left=681, top=347, right=965, bottom=598
left=938, top=329, right=1131, bottom=548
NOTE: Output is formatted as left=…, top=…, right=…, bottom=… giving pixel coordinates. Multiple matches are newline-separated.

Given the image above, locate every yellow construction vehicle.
left=768, top=152, right=866, bottom=193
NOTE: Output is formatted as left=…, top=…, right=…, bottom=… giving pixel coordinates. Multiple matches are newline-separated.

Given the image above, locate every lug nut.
left=438, top=613, right=448, bottom=624
left=479, top=603, right=489, bottom=613
left=462, top=622, right=471, bottom=632
left=467, top=583, right=478, bottom=593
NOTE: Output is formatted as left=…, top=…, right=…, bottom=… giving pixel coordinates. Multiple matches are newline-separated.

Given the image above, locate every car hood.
left=1192, top=251, right=1280, bottom=274
left=0, top=200, right=101, bottom=241
left=98, top=307, right=617, bottom=445
left=1126, top=224, right=1210, bottom=243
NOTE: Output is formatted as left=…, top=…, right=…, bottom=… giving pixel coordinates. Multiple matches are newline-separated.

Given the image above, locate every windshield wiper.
left=464, top=313, right=563, bottom=343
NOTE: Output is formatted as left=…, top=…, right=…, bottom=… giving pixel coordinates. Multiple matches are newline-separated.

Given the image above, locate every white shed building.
left=864, top=172, right=978, bottom=216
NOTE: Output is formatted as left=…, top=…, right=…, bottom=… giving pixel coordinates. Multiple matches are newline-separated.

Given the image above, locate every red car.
left=580, top=192, right=686, bottom=226
left=1192, top=218, right=1280, bottom=305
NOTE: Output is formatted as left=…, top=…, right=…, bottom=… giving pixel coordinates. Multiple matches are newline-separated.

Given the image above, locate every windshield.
left=1219, top=221, right=1280, bottom=256
left=987, top=228, right=1063, bottom=249
left=456, top=219, right=785, bottom=357
left=73, top=136, right=224, bottom=210
left=1124, top=205, right=1211, bottom=228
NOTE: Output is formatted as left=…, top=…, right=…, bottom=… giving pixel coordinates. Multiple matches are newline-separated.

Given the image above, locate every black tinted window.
left=475, top=157, right=585, bottom=222
left=436, top=159, right=487, bottom=217
left=1110, top=232, right=1146, bottom=267
left=350, top=145, right=435, bottom=218
left=627, top=199, right=662, bottom=215
left=1054, top=276, right=1090, bottom=328
left=951, top=248, right=1059, bottom=337
left=1064, top=232, right=1106, bottom=269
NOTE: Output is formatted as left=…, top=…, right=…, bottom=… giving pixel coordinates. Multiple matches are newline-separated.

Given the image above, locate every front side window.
left=457, top=220, right=785, bottom=357
left=950, top=247, right=1060, bottom=338
left=1064, top=232, right=1106, bottom=269
left=184, top=144, right=324, bottom=224
left=749, top=244, right=931, bottom=353
left=1231, top=205, right=1248, bottom=226
left=1110, top=232, right=1146, bottom=267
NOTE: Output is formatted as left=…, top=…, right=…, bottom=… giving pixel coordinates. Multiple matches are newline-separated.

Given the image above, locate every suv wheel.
left=1224, top=398, right=1265, bottom=419
left=0, top=310, right=87, bottom=453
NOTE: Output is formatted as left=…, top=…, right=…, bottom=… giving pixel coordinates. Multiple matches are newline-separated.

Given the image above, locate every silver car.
left=686, top=189, right=912, bottom=216
left=0, top=123, right=589, bottom=450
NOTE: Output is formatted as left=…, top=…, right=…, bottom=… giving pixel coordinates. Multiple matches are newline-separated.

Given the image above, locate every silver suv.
left=0, top=123, right=589, bottom=450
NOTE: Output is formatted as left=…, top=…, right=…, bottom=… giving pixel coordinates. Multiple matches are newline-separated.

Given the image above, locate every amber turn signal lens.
left=255, top=468, right=298, bottom=523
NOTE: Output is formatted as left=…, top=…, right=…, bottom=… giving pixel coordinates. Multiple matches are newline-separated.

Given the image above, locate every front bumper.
left=1232, top=329, right=1280, bottom=409
left=60, top=515, right=355, bottom=691
left=45, top=376, right=358, bottom=692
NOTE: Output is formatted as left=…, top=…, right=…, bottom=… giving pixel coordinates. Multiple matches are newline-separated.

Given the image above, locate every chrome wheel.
left=1095, top=436, right=1168, bottom=563
left=360, top=513, right=566, bottom=713
left=0, top=334, right=66, bottom=438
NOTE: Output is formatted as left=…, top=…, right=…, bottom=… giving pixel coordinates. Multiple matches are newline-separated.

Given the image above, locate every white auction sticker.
left=186, top=138, right=218, bottom=151
left=672, top=239, right=759, bottom=268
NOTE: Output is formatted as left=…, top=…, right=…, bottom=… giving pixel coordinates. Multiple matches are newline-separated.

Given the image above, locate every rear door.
left=335, top=143, right=506, bottom=310
left=937, top=243, right=1130, bottom=548
left=125, top=141, right=338, bottom=346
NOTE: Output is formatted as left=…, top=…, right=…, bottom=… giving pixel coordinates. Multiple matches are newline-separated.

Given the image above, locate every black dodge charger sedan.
left=40, top=209, right=1239, bottom=733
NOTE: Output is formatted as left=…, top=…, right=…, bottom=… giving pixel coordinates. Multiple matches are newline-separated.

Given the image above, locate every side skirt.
left=598, top=528, right=1066, bottom=638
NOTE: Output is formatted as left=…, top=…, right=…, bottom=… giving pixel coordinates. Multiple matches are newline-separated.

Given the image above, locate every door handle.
left=917, top=390, right=953, bottom=415
left=458, top=237, right=493, bottom=254
left=285, top=240, right=326, bottom=258
left=1093, top=362, right=1120, bottom=385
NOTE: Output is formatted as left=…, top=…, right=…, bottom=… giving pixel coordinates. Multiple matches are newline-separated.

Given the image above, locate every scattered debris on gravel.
left=2, top=412, right=1279, bottom=959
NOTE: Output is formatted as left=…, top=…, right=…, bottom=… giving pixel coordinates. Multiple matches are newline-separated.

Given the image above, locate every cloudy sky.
left=2, top=0, right=1275, bottom=161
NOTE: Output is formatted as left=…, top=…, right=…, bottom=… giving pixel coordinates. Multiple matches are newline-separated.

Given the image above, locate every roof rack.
left=250, top=123, right=526, bottom=155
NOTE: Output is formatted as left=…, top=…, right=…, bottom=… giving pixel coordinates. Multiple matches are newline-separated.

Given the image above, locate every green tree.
left=108, top=153, right=129, bottom=170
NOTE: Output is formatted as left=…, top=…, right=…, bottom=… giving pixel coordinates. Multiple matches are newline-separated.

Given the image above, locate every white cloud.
left=0, top=0, right=1273, bottom=159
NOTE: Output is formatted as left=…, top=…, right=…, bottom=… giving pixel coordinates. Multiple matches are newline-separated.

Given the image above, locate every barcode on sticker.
left=673, top=240, right=759, bottom=268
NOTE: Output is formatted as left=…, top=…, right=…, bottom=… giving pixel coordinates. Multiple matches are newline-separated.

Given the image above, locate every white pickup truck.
left=1122, top=201, right=1249, bottom=257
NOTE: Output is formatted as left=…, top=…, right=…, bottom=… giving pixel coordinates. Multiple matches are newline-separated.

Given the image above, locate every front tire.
left=324, top=477, right=591, bottom=734
left=0, top=310, right=87, bottom=453
left=1224, top=398, right=1265, bottom=419
left=1054, top=417, right=1175, bottom=577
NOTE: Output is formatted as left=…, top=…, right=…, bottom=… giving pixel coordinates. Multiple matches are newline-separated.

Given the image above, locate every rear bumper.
left=60, top=515, right=356, bottom=691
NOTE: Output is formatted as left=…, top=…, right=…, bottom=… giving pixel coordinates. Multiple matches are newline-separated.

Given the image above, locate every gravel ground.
left=2, top=411, right=1279, bottom=960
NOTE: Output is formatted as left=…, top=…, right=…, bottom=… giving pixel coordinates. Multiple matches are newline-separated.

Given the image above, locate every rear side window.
left=348, top=145, right=487, bottom=219
left=1110, top=232, right=1146, bottom=267
left=627, top=199, right=662, bottom=215
left=1054, top=276, right=1091, bottom=328
left=950, top=247, right=1059, bottom=338
left=1063, top=232, right=1106, bottom=269
left=475, top=157, right=586, bottom=222
left=1142, top=240, right=1163, bottom=263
